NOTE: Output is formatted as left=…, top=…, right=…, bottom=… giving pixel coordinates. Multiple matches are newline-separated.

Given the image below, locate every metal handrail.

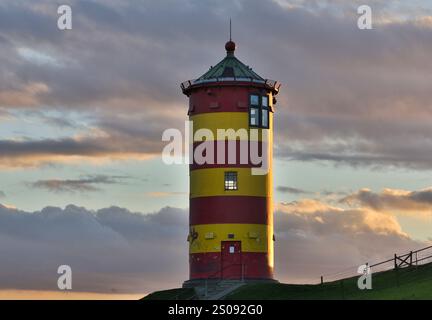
left=181, top=77, right=281, bottom=92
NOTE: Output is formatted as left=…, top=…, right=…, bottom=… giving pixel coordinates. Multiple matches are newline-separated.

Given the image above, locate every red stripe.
left=189, top=252, right=273, bottom=280
left=186, top=83, right=275, bottom=114
left=190, top=140, right=266, bottom=170
left=190, top=196, right=270, bottom=225
left=188, top=86, right=250, bottom=115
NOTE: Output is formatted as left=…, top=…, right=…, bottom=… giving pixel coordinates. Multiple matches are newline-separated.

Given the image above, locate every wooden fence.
left=321, top=245, right=432, bottom=284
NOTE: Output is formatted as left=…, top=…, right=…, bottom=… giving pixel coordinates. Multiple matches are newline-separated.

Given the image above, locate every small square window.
left=262, top=96, right=268, bottom=107
left=229, top=246, right=235, bottom=254
left=224, top=171, right=238, bottom=190
left=250, top=95, right=259, bottom=106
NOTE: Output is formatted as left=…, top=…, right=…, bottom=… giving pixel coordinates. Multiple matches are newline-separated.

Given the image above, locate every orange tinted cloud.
left=0, top=82, right=49, bottom=107
left=276, top=198, right=406, bottom=237
left=340, top=187, right=432, bottom=218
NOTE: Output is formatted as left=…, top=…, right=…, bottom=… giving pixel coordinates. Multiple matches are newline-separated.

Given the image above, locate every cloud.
left=0, top=131, right=161, bottom=167
left=145, top=191, right=187, bottom=198
left=0, top=1, right=432, bottom=169
left=0, top=82, right=50, bottom=107
left=276, top=199, right=406, bottom=237
left=340, top=187, right=432, bottom=217
left=276, top=186, right=311, bottom=195
left=0, top=106, right=185, bottom=168
left=0, top=191, right=5, bottom=198
left=0, top=192, right=428, bottom=292
left=0, top=204, right=188, bottom=293
left=30, top=175, right=129, bottom=193
left=274, top=199, right=426, bottom=283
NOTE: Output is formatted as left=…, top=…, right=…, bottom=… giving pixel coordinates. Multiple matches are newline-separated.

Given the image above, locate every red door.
left=221, top=241, right=242, bottom=279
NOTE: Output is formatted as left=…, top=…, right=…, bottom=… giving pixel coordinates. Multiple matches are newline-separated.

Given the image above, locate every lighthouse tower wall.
left=187, top=85, right=274, bottom=280
left=182, top=40, right=280, bottom=282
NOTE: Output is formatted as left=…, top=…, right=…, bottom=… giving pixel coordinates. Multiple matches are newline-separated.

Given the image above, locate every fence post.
left=320, top=276, right=323, bottom=285
left=409, top=251, right=413, bottom=266
left=394, top=253, right=398, bottom=269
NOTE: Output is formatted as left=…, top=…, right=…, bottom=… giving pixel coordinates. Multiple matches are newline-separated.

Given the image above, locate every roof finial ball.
left=225, top=40, right=236, bottom=55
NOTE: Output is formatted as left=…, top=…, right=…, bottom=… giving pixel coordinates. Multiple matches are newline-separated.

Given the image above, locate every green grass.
left=226, top=263, right=432, bottom=300
left=143, top=288, right=196, bottom=300
left=144, top=262, right=432, bottom=300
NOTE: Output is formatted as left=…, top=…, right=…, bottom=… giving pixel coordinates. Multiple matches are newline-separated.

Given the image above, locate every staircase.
left=195, top=280, right=246, bottom=300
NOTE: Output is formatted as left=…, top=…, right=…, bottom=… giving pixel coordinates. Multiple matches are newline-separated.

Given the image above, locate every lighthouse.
left=181, top=37, right=280, bottom=284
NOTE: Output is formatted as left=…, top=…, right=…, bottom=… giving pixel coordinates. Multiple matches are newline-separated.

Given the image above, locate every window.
left=249, top=94, right=270, bottom=128
left=224, top=171, right=238, bottom=190
left=250, top=94, right=259, bottom=106
left=262, top=96, right=268, bottom=107
left=250, top=107, right=259, bottom=126
left=261, top=108, right=269, bottom=128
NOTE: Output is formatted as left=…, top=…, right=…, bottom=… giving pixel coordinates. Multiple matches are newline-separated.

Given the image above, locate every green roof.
left=196, top=51, right=264, bottom=81
left=181, top=41, right=281, bottom=95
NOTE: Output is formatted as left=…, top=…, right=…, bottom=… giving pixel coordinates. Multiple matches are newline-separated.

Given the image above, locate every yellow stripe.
left=190, top=167, right=272, bottom=198
left=190, top=112, right=273, bottom=142
left=189, top=224, right=273, bottom=257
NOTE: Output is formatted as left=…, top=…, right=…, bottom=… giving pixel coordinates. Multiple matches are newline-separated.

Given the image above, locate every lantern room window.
left=262, top=96, right=268, bottom=107
left=250, top=94, right=259, bottom=106
left=224, top=171, right=238, bottom=191
left=249, top=94, right=270, bottom=129
left=261, top=109, right=269, bottom=128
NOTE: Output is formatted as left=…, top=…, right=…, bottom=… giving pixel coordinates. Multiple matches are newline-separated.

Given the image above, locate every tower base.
left=182, top=278, right=279, bottom=288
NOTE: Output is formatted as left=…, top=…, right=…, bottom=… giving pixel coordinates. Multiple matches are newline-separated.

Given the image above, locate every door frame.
left=221, top=240, right=242, bottom=279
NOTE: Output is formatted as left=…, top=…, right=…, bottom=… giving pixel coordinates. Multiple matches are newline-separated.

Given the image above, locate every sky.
left=1, top=0, right=432, bottom=299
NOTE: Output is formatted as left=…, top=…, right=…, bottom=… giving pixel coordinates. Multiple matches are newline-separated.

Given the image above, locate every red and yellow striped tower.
left=181, top=39, right=280, bottom=282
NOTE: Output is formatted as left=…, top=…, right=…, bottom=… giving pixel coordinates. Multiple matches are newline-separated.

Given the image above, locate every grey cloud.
left=0, top=133, right=163, bottom=167
left=0, top=204, right=188, bottom=293
left=320, top=190, right=348, bottom=197
left=0, top=106, right=183, bottom=167
left=1, top=0, right=432, bottom=169
left=277, top=186, right=311, bottom=195
left=0, top=138, right=107, bottom=157
left=39, top=114, right=79, bottom=129
left=0, top=197, right=426, bottom=292
left=30, top=174, right=129, bottom=193
left=340, top=188, right=432, bottom=213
